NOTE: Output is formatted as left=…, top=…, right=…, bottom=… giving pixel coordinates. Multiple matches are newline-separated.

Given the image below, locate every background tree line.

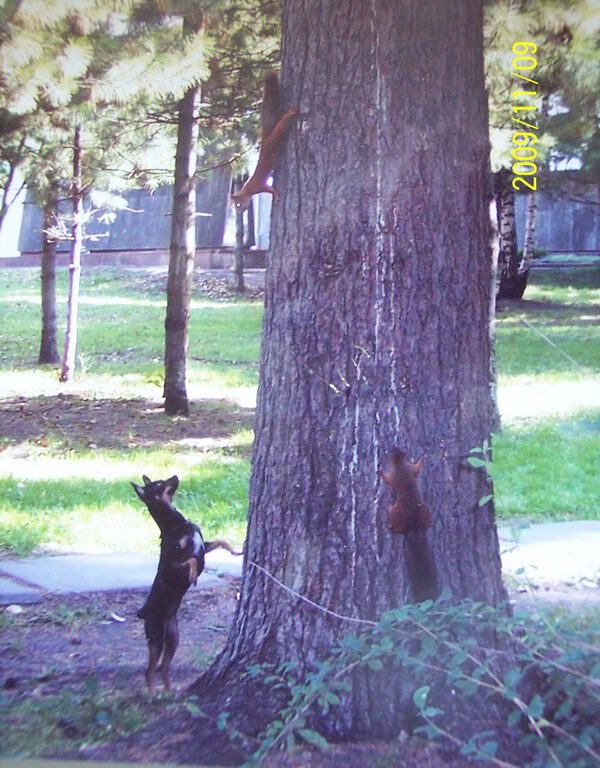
left=0, top=0, right=279, bottom=410
left=0, top=0, right=598, bottom=409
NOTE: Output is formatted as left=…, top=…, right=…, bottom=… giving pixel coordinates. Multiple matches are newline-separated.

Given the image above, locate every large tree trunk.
left=59, top=125, right=83, bottom=383
left=163, top=81, right=200, bottom=415
left=198, top=0, right=506, bottom=745
left=495, top=168, right=527, bottom=299
left=38, top=183, right=60, bottom=365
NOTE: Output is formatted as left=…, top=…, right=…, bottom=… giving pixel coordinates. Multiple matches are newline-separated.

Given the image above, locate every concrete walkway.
left=497, top=520, right=600, bottom=599
left=0, top=550, right=242, bottom=606
left=0, top=522, right=598, bottom=607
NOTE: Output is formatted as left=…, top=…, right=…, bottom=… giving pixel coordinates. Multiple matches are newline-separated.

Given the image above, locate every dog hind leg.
left=157, top=614, right=179, bottom=691
left=143, top=614, right=165, bottom=695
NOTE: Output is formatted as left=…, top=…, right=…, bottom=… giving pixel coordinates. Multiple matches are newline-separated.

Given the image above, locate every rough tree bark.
left=59, top=125, right=83, bottom=383
left=38, top=182, right=60, bottom=365
left=163, top=81, right=201, bottom=415
left=193, top=0, right=507, bottom=747
left=495, top=168, right=527, bottom=299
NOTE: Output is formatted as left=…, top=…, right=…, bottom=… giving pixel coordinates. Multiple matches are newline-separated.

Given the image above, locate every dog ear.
left=132, top=482, right=146, bottom=501
left=164, top=476, right=179, bottom=497
left=142, top=475, right=152, bottom=486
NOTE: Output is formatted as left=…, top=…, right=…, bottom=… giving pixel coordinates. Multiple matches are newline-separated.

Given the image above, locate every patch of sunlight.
left=172, top=433, right=253, bottom=452
left=1, top=442, right=249, bottom=483
left=497, top=314, right=598, bottom=327
left=0, top=455, right=146, bottom=482
left=0, top=368, right=164, bottom=401
left=187, top=380, right=257, bottom=409
left=3, top=294, right=166, bottom=308
left=498, top=378, right=600, bottom=423
left=47, top=503, right=158, bottom=554
left=0, top=368, right=257, bottom=408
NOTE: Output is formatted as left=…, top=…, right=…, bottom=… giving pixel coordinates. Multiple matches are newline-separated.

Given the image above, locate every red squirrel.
left=381, top=448, right=439, bottom=602
left=230, top=71, right=297, bottom=212
left=381, top=448, right=432, bottom=534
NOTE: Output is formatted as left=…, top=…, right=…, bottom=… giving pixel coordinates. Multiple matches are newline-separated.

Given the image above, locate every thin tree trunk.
left=234, top=176, right=245, bottom=294
left=0, top=137, right=26, bottom=234
left=60, top=125, right=83, bottom=383
left=38, top=182, right=60, bottom=365
left=244, top=193, right=256, bottom=249
left=519, top=189, right=537, bottom=277
left=495, top=168, right=526, bottom=299
left=163, top=81, right=200, bottom=416
left=196, top=0, right=506, bottom=747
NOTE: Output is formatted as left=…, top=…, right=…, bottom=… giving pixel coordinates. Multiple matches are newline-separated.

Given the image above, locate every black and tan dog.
left=132, top=474, right=239, bottom=694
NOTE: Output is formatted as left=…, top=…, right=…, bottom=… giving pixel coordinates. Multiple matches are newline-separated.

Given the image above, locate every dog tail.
left=204, top=539, right=242, bottom=556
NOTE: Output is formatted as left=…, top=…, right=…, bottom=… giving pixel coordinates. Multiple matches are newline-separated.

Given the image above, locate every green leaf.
left=185, top=701, right=202, bottom=717
left=478, top=494, right=494, bottom=507
left=95, top=710, right=112, bottom=727
left=481, top=739, right=498, bottom=756
left=467, top=456, right=487, bottom=468
left=526, top=694, right=544, bottom=720
left=507, top=710, right=521, bottom=727
left=298, top=728, right=329, bottom=751
left=413, top=686, right=430, bottom=710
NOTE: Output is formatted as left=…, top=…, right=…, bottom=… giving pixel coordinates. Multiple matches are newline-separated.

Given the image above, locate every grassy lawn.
left=0, top=265, right=598, bottom=555
left=494, top=267, right=600, bottom=522
left=0, top=268, right=261, bottom=554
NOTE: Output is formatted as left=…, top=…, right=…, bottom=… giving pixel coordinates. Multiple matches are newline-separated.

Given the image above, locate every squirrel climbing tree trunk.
left=189, top=0, right=508, bottom=750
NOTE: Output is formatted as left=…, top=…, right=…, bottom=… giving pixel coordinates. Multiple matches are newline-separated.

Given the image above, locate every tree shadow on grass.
left=0, top=394, right=255, bottom=454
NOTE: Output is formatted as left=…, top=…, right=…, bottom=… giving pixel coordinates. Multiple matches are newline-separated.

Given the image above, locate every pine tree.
left=160, top=0, right=278, bottom=414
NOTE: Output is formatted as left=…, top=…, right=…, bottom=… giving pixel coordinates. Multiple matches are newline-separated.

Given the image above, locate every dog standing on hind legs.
left=132, top=474, right=240, bottom=694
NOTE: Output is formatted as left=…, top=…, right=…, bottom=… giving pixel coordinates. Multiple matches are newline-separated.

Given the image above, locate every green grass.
left=494, top=267, right=600, bottom=522
left=493, top=411, right=600, bottom=521
left=0, top=267, right=260, bottom=553
left=0, top=265, right=598, bottom=554
left=0, top=674, right=165, bottom=758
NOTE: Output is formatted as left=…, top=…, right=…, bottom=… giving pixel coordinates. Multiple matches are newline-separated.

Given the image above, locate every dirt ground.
left=0, top=579, right=494, bottom=768
left=0, top=582, right=239, bottom=695
left=2, top=567, right=597, bottom=766
left=0, top=581, right=240, bottom=758
left=0, top=393, right=255, bottom=454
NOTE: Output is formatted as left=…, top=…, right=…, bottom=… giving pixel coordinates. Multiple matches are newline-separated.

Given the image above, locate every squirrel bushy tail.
left=382, top=447, right=439, bottom=603
left=404, top=530, right=439, bottom=602
left=261, top=70, right=282, bottom=138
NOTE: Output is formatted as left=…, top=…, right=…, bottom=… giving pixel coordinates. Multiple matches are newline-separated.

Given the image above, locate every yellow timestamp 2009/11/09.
left=511, top=41, right=540, bottom=192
